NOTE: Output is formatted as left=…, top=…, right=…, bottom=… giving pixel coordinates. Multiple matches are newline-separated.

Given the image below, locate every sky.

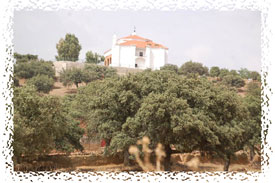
left=13, top=10, right=261, bottom=72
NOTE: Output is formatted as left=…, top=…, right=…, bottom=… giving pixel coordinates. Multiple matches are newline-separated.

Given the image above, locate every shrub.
left=12, top=76, right=20, bottom=87
left=160, top=64, right=179, bottom=74
left=14, top=52, right=38, bottom=63
left=82, top=64, right=117, bottom=83
left=179, top=61, right=209, bottom=76
left=246, top=82, right=261, bottom=96
left=27, top=74, right=55, bottom=93
left=222, top=74, right=245, bottom=88
left=59, top=68, right=85, bottom=88
left=219, top=68, right=230, bottom=78
left=14, top=60, right=55, bottom=79
left=250, top=71, right=261, bottom=81
left=209, top=66, right=220, bottom=77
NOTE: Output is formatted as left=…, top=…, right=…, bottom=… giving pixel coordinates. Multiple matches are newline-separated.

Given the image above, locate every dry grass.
left=49, top=81, right=80, bottom=96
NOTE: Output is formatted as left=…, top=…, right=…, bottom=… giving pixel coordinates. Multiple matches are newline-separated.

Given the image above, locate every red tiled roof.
left=118, top=35, right=151, bottom=41
left=104, top=34, right=168, bottom=53
left=119, top=40, right=168, bottom=49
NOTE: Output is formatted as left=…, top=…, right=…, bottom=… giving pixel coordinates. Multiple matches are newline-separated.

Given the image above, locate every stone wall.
left=53, top=61, right=85, bottom=77
left=52, top=61, right=144, bottom=77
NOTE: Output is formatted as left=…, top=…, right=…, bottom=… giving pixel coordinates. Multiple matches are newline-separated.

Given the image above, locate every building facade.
left=104, top=32, right=168, bottom=70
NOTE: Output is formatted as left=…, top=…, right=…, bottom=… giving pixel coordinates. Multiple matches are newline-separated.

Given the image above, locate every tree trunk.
left=223, top=155, right=231, bottom=171
left=75, top=82, right=79, bottom=88
left=163, top=145, right=172, bottom=171
left=103, top=139, right=111, bottom=156
left=123, top=150, right=130, bottom=166
left=249, top=145, right=255, bottom=161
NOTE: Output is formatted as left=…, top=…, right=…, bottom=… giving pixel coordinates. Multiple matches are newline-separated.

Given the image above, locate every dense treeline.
left=74, top=69, right=261, bottom=171
left=12, top=53, right=261, bottom=171
left=14, top=53, right=56, bottom=93
left=12, top=85, right=84, bottom=163
left=161, top=61, right=260, bottom=88
left=59, top=64, right=117, bottom=88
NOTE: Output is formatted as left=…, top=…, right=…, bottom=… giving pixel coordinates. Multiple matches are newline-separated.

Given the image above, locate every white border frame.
left=0, top=0, right=274, bottom=182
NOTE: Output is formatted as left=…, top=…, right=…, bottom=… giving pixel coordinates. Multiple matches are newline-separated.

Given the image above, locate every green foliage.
left=12, top=86, right=84, bottom=161
left=238, top=68, right=251, bottom=79
left=246, top=81, right=261, bottom=96
left=160, top=64, right=179, bottom=74
left=12, top=75, right=19, bottom=87
left=250, top=71, right=261, bottom=81
left=56, top=95, right=85, bottom=152
left=243, top=82, right=261, bottom=147
left=14, top=52, right=38, bottom=63
left=221, top=74, right=245, bottom=88
left=59, top=64, right=118, bottom=88
left=26, top=74, right=55, bottom=93
left=14, top=60, right=55, bottom=79
left=229, top=70, right=238, bottom=76
left=219, top=68, right=230, bottom=78
left=75, top=70, right=252, bottom=170
left=59, top=67, right=85, bottom=88
left=209, top=66, right=220, bottom=77
left=85, top=51, right=105, bottom=64
left=179, top=61, right=209, bottom=76
left=56, top=33, right=82, bottom=61
left=82, top=64, right=117, bottom=84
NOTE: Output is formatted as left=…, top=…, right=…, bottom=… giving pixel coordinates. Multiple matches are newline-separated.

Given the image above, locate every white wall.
left=119, top=46, right=136, bottom=68
left=108, top=44, right=167, bottom=70
left=135, top=58, right=146, bottom=69
left=111, top=45, right=120, bottom=67
left=151, top=48, right=166, bottom=70
left=145, top=47, right=151, bottom=68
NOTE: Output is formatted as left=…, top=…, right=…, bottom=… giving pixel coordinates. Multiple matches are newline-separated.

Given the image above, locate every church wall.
left=145, top=47, right=151, bottom=69
left=151, top=48, right=167, bottom=70
left=119, top=46, right=136, bottom=68
left=111, top=45, right=120, bottom=67
left=135, top=58, right=146, bottom=69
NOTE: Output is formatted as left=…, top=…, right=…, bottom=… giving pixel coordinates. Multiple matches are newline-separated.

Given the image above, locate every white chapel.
left=104, top=31, right=168, bottom=70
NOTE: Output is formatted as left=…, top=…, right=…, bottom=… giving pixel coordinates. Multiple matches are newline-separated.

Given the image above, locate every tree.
left=56, top=33, right=82, bottom=61
left=160, top=64, right=179, bottom=74
left=12, top=75, right=20, bottom=87
left=86, top=51, right=104, bottom=64
left=75, top=70, right=250, bottom=171
left=229, top=70, right=238, bottom=76
left=117, top=92, right=218, bottom=170
left=246, top=81, right=261, bottom=96
left=59, top=64, right=117, bottom=87
left=14, top=52, right=38, bottom=63
left=238, top=68, right=251, bottom=79
left=179, top=61, right=209, bottom=76
left=59, top=67, right=85, bottom=88
left=221, top=74, right=245, bottom=88
left=26, top=74, right=55, bottom=93
left=219, top=68, right=230, bottom=78
left=14, top=60, right=55, bottom=79
left=82, top=64, right=117, bottom=84
left=209, top=66, right=220, bottom=77
left=12, top=86, right=84, bottom=163
left=243, top=82, right=261, bottom=161
left=250, top=71, right=261, bottom=81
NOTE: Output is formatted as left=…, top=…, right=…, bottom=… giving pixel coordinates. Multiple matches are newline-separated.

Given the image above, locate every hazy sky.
left=14, top=10, right=261, bottom=71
